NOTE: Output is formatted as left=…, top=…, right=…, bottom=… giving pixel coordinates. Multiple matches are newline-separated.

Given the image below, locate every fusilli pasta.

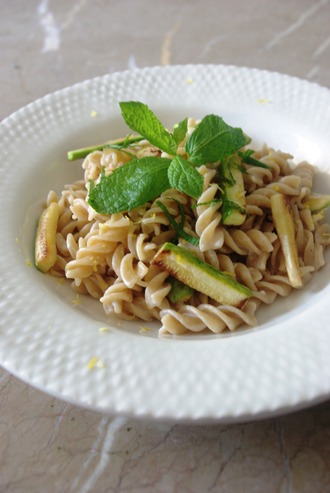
left=36, top=123, right=330, bottom=336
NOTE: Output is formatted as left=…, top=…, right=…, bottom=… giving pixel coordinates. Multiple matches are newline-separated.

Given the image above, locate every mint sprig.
left=86, top=101, right=252, bottom=214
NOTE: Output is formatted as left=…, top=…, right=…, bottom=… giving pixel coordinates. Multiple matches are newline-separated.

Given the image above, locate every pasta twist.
left=254, top=274, right=293, bottom=304
left=159, top=299, right=259, bottom=335
left=144, top=265, right=171, bottom=310
left=244, top=147, right=292, bottom=191
left=292, top=161, right=314, bottom=199
left=101, top=280, right=136, bottom=316
left=221, top=229, right=277, bottom=256
left=195, top=166, right=224, bottom=251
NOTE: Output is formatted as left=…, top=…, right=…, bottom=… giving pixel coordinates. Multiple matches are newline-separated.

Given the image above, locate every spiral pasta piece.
left=195, top=167, right=224, bottom=251
left=101, top=280, right=136, bottom=315
left=254, top=274, right=293, bottom=304
left=144, top=265, right=171, bottom=309
left=292, top=161, right=314, bottom=199
left=159, top=299, right=259, bottom=335
left=221, top=229, right=277, bottom=255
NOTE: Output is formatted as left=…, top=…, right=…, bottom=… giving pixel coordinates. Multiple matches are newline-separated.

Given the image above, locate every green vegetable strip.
left=67, top=136, right=144, bottom=161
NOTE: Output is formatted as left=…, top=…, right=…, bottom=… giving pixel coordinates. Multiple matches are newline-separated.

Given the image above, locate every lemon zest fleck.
left=72, top=294, right=81, bottom=305
left=99, top=327, right=110, bottom=333
left=139, top=326, right=151, bottom=333
left=257, top=98, right=271, bottom=104
left=87, top=356, right=99, bottom=369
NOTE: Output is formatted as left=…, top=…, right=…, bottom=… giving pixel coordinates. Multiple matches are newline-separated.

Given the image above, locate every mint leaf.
left=185, top=114, right=250, bottom=165
left=88, top=156, right=172, bottom=213
left=172, top=118, right=188, bottom=145
left=168, top=156, right=203, bottom=199
left=119, top=101, right=177, bottom=156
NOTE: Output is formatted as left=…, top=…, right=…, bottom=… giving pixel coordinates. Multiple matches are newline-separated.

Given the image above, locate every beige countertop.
left=1, top=1, right=330, bottom=492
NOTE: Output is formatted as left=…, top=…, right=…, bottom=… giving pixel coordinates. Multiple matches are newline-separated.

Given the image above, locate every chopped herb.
left=192, top=198, right=222, bottom=208
left=238, top=149, right=271, bottom=169
left=156, top=200, right=199, bottom=246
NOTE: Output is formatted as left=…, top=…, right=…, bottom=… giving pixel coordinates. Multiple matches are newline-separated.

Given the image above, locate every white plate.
left=1, top=65, right=330, bottom=424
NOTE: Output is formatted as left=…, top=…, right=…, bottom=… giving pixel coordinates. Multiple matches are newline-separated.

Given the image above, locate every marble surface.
left=1, top=0, right=330, bottom=491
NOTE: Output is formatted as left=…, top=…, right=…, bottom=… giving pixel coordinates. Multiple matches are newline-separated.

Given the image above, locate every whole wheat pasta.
left=35, top=118, right=330, bottom=336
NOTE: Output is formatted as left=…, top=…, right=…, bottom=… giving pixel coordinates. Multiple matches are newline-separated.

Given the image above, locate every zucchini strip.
left=270, top=193, right=302, bottom=288
left=153, top=242, right=252, bottom=306
left=35, top=202, right=59, bottom=273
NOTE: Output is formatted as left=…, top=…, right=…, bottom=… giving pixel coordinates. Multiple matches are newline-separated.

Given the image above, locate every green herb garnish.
left=185, top=114, right=250, bottom=165
left=156, top=200, right=199, bottom=246
left=81, top=101, right=253, bottom=214
left=172, top=118, right=188, bottom=146
left=88, top=157, right=172, bottom=214
left=238, top=149, right=271, bottom=169
left=119, top=101, right=178, bottom=156
left=168, top=155, right=203, bottom=199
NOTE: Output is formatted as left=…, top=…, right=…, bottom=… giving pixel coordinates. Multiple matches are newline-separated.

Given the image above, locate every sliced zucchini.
left=270, top=193, right=302, bottom=288
left=302, top=194, right=330, bottom=213
left=219, top=155, right=246, bottom=226
left=35, top=202, right=59, bottom=273
left=168, top=277, right=194, bottom=303
left=152, top=242, right=252, bottom=306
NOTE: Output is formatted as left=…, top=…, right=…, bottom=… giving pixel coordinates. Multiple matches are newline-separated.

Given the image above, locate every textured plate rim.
left=0, top=64, right=330, bottom=424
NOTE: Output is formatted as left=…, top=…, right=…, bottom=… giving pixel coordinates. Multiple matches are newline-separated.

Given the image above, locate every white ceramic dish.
left=0, top=65, right=330, bottom=423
